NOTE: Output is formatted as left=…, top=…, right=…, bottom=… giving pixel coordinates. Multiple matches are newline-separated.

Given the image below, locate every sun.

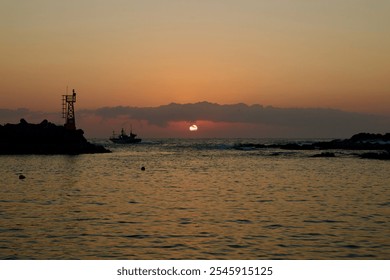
left=189, top=124, right=198, bottom=131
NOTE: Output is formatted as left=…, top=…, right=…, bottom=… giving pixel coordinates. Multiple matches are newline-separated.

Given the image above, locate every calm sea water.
left=0, top=139, right=389, bottom=259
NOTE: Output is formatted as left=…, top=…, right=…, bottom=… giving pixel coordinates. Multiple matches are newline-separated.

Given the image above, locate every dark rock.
left=0, top=119, right=110, bottom=155
left=311, top=152, right=336, bottom=158
left=232, top=133, right=390, bottom=159
left=360, top=151, right=390, bottom=160
left=275, top=133, right=390, bottom=151
left=318, top=133, right=390, bottom=150
left=350, top=133, right=390, bottom=142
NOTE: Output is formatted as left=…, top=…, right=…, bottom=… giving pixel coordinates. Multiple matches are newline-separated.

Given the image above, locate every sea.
left=0, top=138, right=389, bottom=260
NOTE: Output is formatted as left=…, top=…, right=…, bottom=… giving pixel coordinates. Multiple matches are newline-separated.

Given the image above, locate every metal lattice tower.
left=62, top=89, right=77, bottom=130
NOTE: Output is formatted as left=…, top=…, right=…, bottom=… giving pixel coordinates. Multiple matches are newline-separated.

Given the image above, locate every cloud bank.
left=2, top=102, right=389, bottom=138
left=90, top=102, right=389, bottom=137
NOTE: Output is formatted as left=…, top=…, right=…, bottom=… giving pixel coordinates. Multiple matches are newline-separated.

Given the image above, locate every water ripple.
left=0, top=140, right=389, bottom=259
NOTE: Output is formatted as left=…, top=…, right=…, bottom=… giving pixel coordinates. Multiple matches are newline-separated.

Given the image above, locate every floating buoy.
left=19, top=174, right=26, bottom=180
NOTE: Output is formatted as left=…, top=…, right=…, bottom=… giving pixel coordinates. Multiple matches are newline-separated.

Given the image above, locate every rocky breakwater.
left=0, top=119, right=110, bottom=155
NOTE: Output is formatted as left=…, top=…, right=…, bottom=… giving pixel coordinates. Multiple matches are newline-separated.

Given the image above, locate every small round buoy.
left=19, top=175, right=26, bottom=180
left=141, top=166, right=145, bottom=171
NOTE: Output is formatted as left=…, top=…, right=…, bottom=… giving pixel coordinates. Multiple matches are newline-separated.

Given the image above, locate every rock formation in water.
left=312, top=133, right=390, bottom=150
left=310, top=152, right=336, bottom=158
left=359, top=151, right=390, bottom=160
left=234, top=133, right=390, bottom=151
left=233, top=133, right=390, bottom=160
left=0, top=119, right=110, bottom=154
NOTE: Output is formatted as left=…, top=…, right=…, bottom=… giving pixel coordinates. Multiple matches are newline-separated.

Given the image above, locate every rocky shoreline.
left=0, top=119, right=110, bottom=155
left=234, top=132, right=390, bottom=160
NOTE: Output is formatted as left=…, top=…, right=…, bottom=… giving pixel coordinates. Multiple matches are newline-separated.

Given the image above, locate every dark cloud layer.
left=92, top=102, right=389, bottom=136
left=2, top=102, right=389, bottom=137
left=0, top=108, right=59, bottom=124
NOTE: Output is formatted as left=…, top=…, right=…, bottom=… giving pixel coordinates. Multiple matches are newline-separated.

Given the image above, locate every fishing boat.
left=110, top=128, right=142, bottom=144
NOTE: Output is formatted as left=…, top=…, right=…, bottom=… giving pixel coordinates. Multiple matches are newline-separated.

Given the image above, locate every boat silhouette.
left=110, top=128, right=142, bottom=144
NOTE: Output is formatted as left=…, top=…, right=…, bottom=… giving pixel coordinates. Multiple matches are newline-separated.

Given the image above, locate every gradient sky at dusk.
left=1, top=1, right=390, bottom=137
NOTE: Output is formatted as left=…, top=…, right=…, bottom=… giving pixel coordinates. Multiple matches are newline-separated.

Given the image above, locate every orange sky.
left=1, top=0, right=390, bottom=116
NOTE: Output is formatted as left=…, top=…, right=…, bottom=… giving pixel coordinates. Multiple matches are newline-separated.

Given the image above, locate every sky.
left=1, top=0, right=390, bottom=137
